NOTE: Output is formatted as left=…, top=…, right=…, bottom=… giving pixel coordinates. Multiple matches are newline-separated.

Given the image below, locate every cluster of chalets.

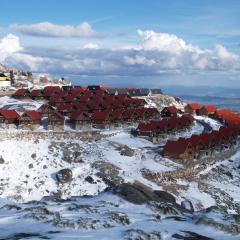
left=136, top=114, right=194, bottom=142
left=6, top=86, right=160, bottom=131
left=163, top=126, right=239, bottom=163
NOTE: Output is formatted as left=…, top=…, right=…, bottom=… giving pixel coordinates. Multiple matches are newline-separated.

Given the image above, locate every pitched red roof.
left=21, top=111, right=42, bottom=122
left=201, top=105, right=217, bottom=113
left=162, top=106, right=178, bottom=114
left=30, top=89, right=43, bottom=97
left=137, top=122, right=156, bottom=132
left=72, top=103, right=89, bottom=112
left=186, top=103, right=201, bottom=110
left=91, top=111, right=109, bottom=123
left=164, top=138, right=191, bottom=154
left=37, top=104, right=55, bottom=113
left=48, top=95, right=64, bottom=104
left=12, top=88, right=29, bottom=97
left=109, top=109, right=122, bottom=121
left=70, top=111, right=90, bottom=121
left=0, top=109, right=20, bottom=121
left=57, top=103, right=73, bottom=112
left=43, top=86, right=63, bottom=97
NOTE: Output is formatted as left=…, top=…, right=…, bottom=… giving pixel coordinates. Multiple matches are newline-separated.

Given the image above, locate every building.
left=199, top=105, right=217, bottom=116
left=161, top=106, right=178, bottom=118
left=0, top=109, right=19, bottom=129
left=69, top=111, right=90, bottom=130
left=184, top=103, right=201, bottom=115
left=18, top=111, right=42, bottom=130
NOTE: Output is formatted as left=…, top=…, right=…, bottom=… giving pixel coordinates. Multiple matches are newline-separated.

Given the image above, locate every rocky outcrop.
left=56, top=169, right=73, bottom=184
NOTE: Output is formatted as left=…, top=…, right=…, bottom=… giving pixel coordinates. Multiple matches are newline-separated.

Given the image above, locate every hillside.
left=0, top=93, right=239, bottom=239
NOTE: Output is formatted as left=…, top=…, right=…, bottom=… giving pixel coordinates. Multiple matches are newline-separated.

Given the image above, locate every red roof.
left=48, top=95, right=63, bottom=104
left=72, top=103, right=89, bottom=112
left=21, top=111, right=42, bottom=122
left=164, top=139, right=191, bottom=154
left=91, top=111, right=109, bottom=123
left=109, top=109, right=122, bottom=121
left=37, top=104, right=55, bottom=113
left=0, top=109, right=20, bottom=121
left=70, top=111, right=90, bottom=121
left=30, top=89, right=43, bottom=97
left=137, top=122, right=156, bottom=132
left=12, top=88, right=29, bottom=97
left=43, top=86, right=63, bottom=97
left=187, top=103, right=201, bottom=110
left=162, top=106, right=178, bottom=114
left=57, top=103, right=73, bottom=112
left=201, top=105, right=217, bottom=113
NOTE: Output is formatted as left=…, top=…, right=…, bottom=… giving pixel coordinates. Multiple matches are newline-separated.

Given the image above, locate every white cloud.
left=0, top=34, right=22, bottom=61
left=124, top=55, right=155, bottom=66
left=1, top=30, right=240, bottom=78
left=83, top=43, right=99, bottom=49
left=11, top=22, right=99, bottom=38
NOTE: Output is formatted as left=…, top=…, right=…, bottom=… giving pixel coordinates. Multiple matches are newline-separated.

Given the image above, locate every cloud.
left=11, top=22, right=99, bottom=38
left=0, top=34, right=22, bottom=61
left=1, top=31, right=240, bottom=80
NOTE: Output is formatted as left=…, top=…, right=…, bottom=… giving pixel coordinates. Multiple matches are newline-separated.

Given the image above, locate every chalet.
left=164, top=139, right=194, bottom=162
left=161, top=106, right=178, bottom=118
left=37, top=104, right=56, bottom=118
left=184, top=103, right=201, bottom=115
left=0, top=109, right=19, bottom=129
left=30, top=89, right=44, bottom=100
left=91, top=111, right=110, bottom=128
left=48, top=95, right=64, bottom=106
left=69, top=111, right=90, bottom=130
left=12, top=88, right=31, bottom=99
left=43, top=86, right=63, bottom=99
left=57, top=103, right=73, bottom=116
left=72, top=103, right=89, bottom=112
left=199, top=105, right=217, bottom=116
left=122, top=109, right=135, bottom=122
left=18, top=111, right=41, bottom=130
left=144, top=108, right=160, bottom=119
left=137, top=122, right=157, bottom=137
left=47, top=111, right=64, bottom=131
left=109, top=109, right=123, bottom=123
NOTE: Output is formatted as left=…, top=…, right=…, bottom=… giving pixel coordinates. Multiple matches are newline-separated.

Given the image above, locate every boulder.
left=56, top=168, right=72, bottom=184
left=85, top=176, right=95, bottom=184
left=120, top=145, right=135, bottom=157
left=153, top=190, right=176, bottom=203
left=0, top=156, right=5, bottom=164
left=181, top=200, right=194, bottom=212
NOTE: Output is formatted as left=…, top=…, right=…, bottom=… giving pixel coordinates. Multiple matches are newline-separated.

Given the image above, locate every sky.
left=0, top=0, right=240, bottom=90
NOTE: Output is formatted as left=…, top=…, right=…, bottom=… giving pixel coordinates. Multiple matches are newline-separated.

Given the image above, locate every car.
left=0, top=73, right=9, bottom=81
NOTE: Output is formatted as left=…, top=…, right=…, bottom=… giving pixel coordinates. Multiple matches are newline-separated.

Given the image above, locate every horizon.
left=0, top=0, right=240, bottom=89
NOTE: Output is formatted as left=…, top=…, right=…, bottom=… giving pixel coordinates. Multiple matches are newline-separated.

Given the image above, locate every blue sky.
left=0, top=0, right=240, bottom=89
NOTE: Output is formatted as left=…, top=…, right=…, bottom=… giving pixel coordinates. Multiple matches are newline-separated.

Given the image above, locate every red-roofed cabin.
left=30, top=89, right=44, bottom=100
left=184, top=103, right=201, bottom=115
left=70, top=111, right=90, bottom=130
left=47, top=111, right=64, bottom=131
left=199, top=105, right=217, bottom=116
left=122, top=109, right=135, bottom=122
left=0, top=109, right=20, bottom=129
left=144, top=108, right=160, bottom=119
left=109, top=109, right=123, bottom=123
left=43, top=86, right=63, bottom=99
left=57, top=103, right=73, bottom=116
left=91, top=111, right=110, bottom=128
left=163, top=139, right=194, bottom=161
left=137, top=122, right=157, bottom=137
left=12, top=88, right=31, bottom=99
left=161, top=106, right=178, bottom=118
left=37, top=104, right=56, bottom=118
left=18, top=111, right=42, bottom=130
left=48, top=95, right=64, bottom=106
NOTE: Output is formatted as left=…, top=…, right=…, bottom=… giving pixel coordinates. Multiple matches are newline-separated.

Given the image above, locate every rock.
left=56, top=168, right=72, bottom=184
left=31, top=153, right=37, bottom=159
left=93, top=161, right=123, bottom=188
left=85, top=176, right=95, bottom=184
left=73, top=151, right=83, bottom=163
left=120, top=145, right=135, bottom=157
left=0, top=156, right=5, bottom=164
left=28, top=163, right=34, bottom=169
left=153, top=190, right=176, bottom=203
left=181, top=200, right=194, bottom=212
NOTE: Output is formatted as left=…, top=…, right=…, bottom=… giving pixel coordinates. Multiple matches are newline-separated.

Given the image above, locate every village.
left=0, top=85, right=239, bottom=165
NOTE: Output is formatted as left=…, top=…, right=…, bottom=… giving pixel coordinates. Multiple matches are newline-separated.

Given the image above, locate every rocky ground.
left=0, top=94, right=239, bottom=239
